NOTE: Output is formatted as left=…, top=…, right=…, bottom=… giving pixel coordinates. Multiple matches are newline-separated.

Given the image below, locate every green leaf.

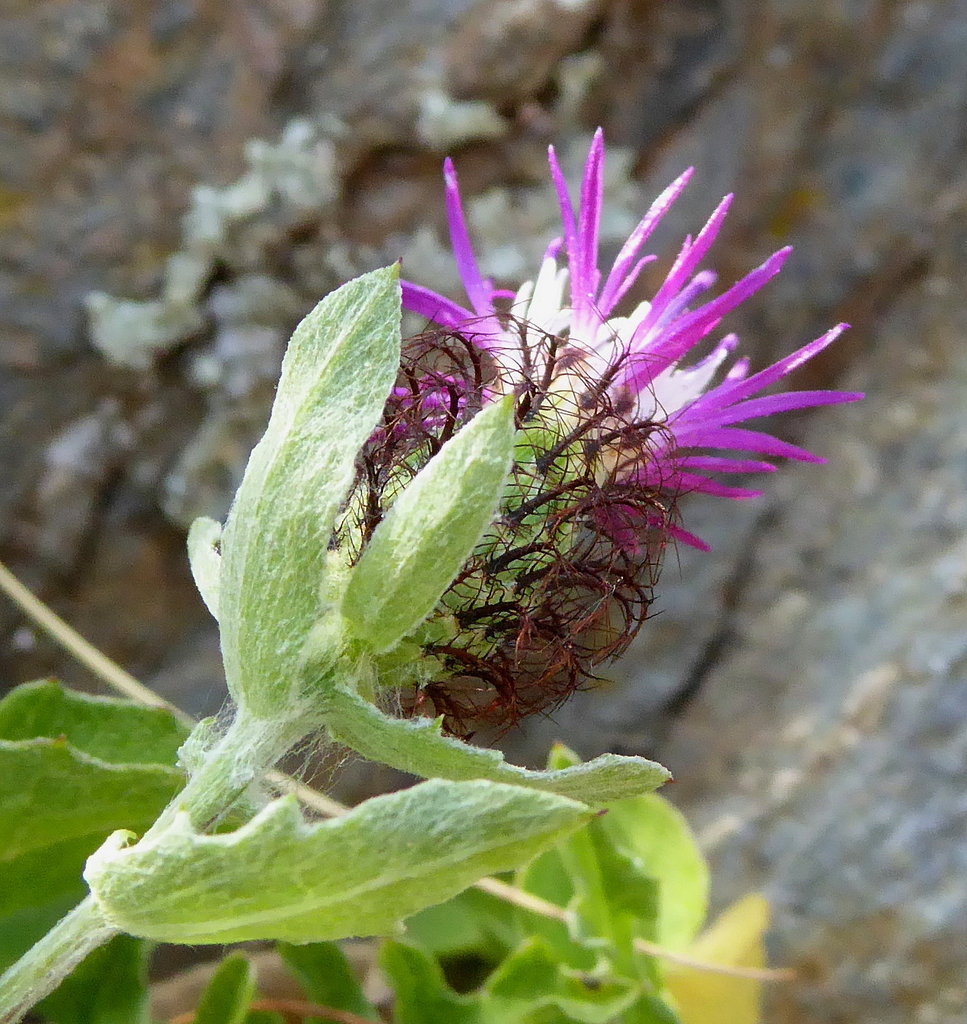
left=35, top=934, right=150, bottom=1024
left=0, top=680, right=188, bottom=765
left=277, top=941, right=379, bottom=1021
left=85, top=780, right=592, bottom=945
left=0, top=836, right=92, bottom=918
left=218, top=265, right=402, bottom=715
left=663, top=894, right=769, bottom=1024
left=379, top=940, right=480, bottom=1024
left=0, top=741, right=183, bottom=862
left=321, top=684, right=670, bottom=804
left=0, top=895, right=80, bottom=975
left=0, top=683, right=187, bottom=919
left=193, top=954, right=256, bottom=1024
left=404, top=886, right=517, bottom=962
left=482, top=937, right=640, bottom=1024
left=514, top=849, right=595, bottom=973
left=342, top=395, right=516, bottom=653
left=188, top=516, right=222, bottom=621
left=597, top=796, right=708, bottom=951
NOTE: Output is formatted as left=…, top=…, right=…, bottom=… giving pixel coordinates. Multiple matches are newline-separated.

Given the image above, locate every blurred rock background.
left=2, top=0, right=966, bottom=1020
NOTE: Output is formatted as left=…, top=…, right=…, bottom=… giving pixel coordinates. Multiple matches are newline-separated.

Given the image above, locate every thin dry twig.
left=475, top=877, right=793, bottom=983
left=1, top=556, right=793, bottom=984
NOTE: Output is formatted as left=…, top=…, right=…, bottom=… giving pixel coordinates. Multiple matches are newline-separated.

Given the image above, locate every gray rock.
left=652, top=209, right=967, bottom=1022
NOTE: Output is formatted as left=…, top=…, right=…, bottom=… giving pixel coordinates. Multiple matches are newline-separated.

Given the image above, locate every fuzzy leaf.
left=0, top=682, right=186, bottom=919
left=342, top=394, right=516, bottom=653
left=193, top=954, right=257, bottom=1024
left=322, top=684, right=670, bottom=803
left=0, top=679, right=187, bottom=765
left=218, top=266, right=402, bottom=714
left=85, top=780, right=591, bottom=944
left=187, top=516, right=222, bottom=621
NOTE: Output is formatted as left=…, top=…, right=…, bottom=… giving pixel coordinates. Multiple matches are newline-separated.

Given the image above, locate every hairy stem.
left=0, top=897, right=118, bottom=1024
left=146, top=710, right=312, bottom=837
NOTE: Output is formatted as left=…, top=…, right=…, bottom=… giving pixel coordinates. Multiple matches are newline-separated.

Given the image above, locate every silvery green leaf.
left=341, top=395, right=516, bottom=653
left=84, top=780, right=590, bottom=945
left=218, top=266, right=402, bottom=715
left=187, top=517, right=222, bottom=621
left=322, top=685, right=670, bottom=804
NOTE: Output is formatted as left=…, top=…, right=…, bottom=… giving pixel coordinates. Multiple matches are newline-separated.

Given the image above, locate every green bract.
left=341, top=393, right=516, bottom=654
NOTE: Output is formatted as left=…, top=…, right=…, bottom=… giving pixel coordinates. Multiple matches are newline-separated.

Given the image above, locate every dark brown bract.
left=334, top=320, right=678, bottom=734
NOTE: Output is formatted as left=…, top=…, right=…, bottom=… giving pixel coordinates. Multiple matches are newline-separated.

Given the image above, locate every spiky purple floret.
left=403, top=128, right=862, bottom=549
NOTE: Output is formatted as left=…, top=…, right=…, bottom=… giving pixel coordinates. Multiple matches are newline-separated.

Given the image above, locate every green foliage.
left=85, top=780, right=591, bottom=944
left=0, top=680, right=186, bottom=765
left=342, top=394, right=517, bottom=654
left=278, top=941, right=379, bottom=1021
left=34, top=934, right=149, bottom=1024
left=373, top=748, right=720, bottom=1024
left=193, top=954, right=257, bottom=1024
left=217, top=264, right=403, bottom=714
left=0, top=682, right=187, bottom=922
left=321, top=685, right=670, bottom=804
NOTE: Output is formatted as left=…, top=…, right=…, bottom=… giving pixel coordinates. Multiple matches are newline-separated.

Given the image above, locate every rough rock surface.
left=655, top=212, right=967, bottom=1022
left=2, top=0, right=967, bottom=1019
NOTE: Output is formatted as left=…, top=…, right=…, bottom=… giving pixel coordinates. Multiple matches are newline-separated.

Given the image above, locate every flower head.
left=338, top=132, right=861, bottom=732
left=403, top=129, right=862, bottom=549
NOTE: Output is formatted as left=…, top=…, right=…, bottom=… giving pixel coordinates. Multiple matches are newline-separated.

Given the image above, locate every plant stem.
left=147, top=710, right=311, bottom=837
left=0, top=896, right=118, bottom=1024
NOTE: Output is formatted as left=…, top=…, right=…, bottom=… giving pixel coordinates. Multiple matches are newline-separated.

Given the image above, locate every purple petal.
left=622, top=248, right=792, bottom=393
left=666, top=522, right=712, bottom=551
left=442, top=158, right=492, bottom=315
left=670, top=472, right=765, bottom=498
left=401, top=281, right=475, bottom=328
left=686, top=324, right=850, bottom=416
left=676, top=455, right=777, bottom=474
left=681, top=389, right=864, bottom=430
left=670, top=426, right=826, bottom=462
left=548, top=144, right=579, bottom=291
left=638, top=195, right=732, bottom=334
left=602, top=254, right=658, bottom=314
left=573, top=128, right=605, bottom=321
left=599, top=167, right=694, bottom=314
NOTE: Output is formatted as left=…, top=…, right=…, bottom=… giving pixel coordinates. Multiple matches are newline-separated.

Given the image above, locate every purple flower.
left=403, top=129, right=862, bottom=551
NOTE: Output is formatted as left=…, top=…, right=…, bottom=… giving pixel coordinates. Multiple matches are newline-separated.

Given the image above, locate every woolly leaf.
left=321, top=684, right=670, bottom=803
left=85, top=780, right=591, bottom=945
left=0, top=682, right=186, bottom=918
left=218, top=266, right=402, bottom=715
